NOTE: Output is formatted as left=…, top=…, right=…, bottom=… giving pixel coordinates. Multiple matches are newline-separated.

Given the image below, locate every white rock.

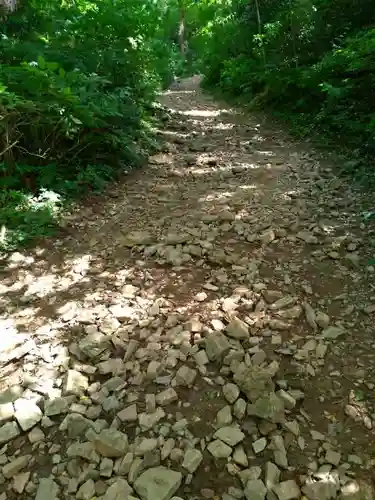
left=63, top=370, right=88, bottom=395
left=0, top=402, right=14, bottom=423
left=14, top=398, right=42, bottom=431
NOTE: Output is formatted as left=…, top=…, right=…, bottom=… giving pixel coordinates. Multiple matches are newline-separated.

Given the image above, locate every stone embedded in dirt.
left=156, top=388, right=178, bottom=406
left=214, top=427, right=245, bottom=447
left=63, top=369, right=88, bottom=395
left=13, top=471, right=30, bottom=494
left=269, top=435, right=288, bottom=469
left=205, top=332, right=231, bottom=361
left=118, top=404, right=138, bottom=422
left=273, top=480, right=301, bottom=500
left=28, top=426, right=45, bottom=443
left=216, top=405, right=233, bottom=427
left=302, top=478, right=338, bottom=500
left=303, top=302, right=317, bottom=330
left=0, top=402, right=14, bottom=423
left=316, top=311, right=330, bottom=328
left=78, top=332, right=110, bottom=359
left=322, top=326, right=345, bottom=339
left=247, top=392, right=285, bottom=424
left=226, top=317, right=249, bottom=340
left=207, top=439, right=233, bottom=459
left=233, top=446, right=248, bottom=467
left=3, top=455, right=30, bottom=478
left=269, top=295, right=297, bottom=311
left=139, top=408, right=165, bottom=430
left=182, top=448, right=203, bottom=473
left=35, top=477, right=59, bottom=500
left=67, top=442, right=100, bottom=463
left=175, top=365, right=197, bottom=386
left=276, top=390, right=296, bottom=410
left=77, top=479, right=95, bottom=500
left=244, top=479, right=267, bottom=500
left=296, top=231, right=318, bottom=244
left=0, top=421, right=20, bottom=444
left=223, top=383, right=240, bottom=404
left=122, top=230, right=153, bottom=247
left=233, top=363, right=277, bottom=403
left=253, top=437, right=267, bottom=454
left=233, top=399, right=246, bottom=420
left=265, top=461, right=281, bottom=490
left=109, top=304, right=135, bottom=321
left=94, top=429, right=128, bottom=457
left=14, top=398, right=42, bottom=431
left=134, top=467, right=182, bottom=500
left=103, top=478, right=133, bottom=500
left=325, top=449, right=341, bottom=466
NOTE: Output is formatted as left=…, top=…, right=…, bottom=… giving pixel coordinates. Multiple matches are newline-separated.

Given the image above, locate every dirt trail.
left=1, top=78, right=375, bottom=500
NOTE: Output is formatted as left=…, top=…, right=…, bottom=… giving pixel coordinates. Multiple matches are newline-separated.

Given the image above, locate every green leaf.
left=37, top=55, right=46, bottom=70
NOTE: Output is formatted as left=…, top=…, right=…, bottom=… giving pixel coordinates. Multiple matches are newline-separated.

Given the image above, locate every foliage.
left=191, top=0, right=375, bottom=160
left=0, top=0, right=181, bottom=250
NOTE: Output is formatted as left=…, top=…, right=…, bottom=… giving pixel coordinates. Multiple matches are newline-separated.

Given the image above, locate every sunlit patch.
left=258, top=150, right=276, bottom=156
left=212, top=123, right=234, bottom=130
left=180, top=109, right=232, bottom=118
left=159, top=90, right=196, bottom=96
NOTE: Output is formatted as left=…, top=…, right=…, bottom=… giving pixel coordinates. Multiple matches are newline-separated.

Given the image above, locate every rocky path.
left=1, top=77, right=375, bottom=500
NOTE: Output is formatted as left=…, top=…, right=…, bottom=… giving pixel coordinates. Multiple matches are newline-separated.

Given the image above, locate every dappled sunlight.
left=180, top=108, right=233, bottom=118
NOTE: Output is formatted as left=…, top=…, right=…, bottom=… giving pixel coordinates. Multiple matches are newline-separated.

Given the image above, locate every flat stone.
left=103, top=478, right=133, bottom=500
left=214, top=427, right=245, bottom=446
left=265, top=461, right=280, bottom=490
left=59, top=413, right=93, bottom=439
left=35, top=477, right=58, bottom=500
left=66, top=442, right=100, bottom=463
left=182, top=448, right=203, bottom=474
left=233, top=364, right=276, bottom=402
left=44, top=397, right=69, bottom=416
left=205, top=332, right=231, bottom=361
left=94, top=429, right=128, bottom=457
left=139, top=408, right=165, bottom=430
left=63, top=370, right=88, bottom=395
left=175, top=365, right=197, bottom=386
left=207, top=439, right=232, bottom=459
left=28, top=427, right=45, bottom=443
left=273, top=480, right=300, bottom=500
left=247, top=393, right=285, bottom=423
left=223, top=383, right=240, bottom=404
left=0, top=402, right=14, bottom=423
left=226, top=317, right=249, bottom=340
left=78, top=332, right=110, bottom=359
left=3, top=455, right=30, bottom=478
left=14, top=398, right=42, bottom=431
left=216, top=405, right=233, bottom=426
left=134, top=466, right=182, bottom=500
left=13, top=471, right=30, bottom=493
left=0, top=421, right=20, bottom=444
left=302, top=479, right=338, bottom=500
left=322, top=326, right=345, bottom=339
left=253, top=437, right=267, bottom=454
left=118, top=404, right=138, bottom=422
left=325, top=449, right=341, bottom=466
left=156, top=388, right=178, bottom=406
left=244, top=479, right=267, bottom=500
left=77, top=479, right=95, bottom=500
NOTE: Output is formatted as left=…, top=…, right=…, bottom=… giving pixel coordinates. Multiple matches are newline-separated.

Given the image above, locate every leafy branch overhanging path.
left=1, top=77, right=375, bottom=500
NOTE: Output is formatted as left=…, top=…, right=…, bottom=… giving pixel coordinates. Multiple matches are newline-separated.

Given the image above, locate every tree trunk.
left=178, top=0, right=186, bottom=56
left=253, top=0, right=266, bottom=65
